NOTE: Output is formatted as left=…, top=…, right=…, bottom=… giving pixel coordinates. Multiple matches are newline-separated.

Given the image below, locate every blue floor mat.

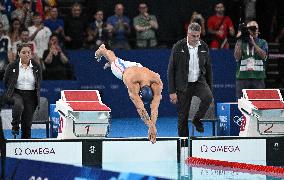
left=3, top=117, right=215, bottom=139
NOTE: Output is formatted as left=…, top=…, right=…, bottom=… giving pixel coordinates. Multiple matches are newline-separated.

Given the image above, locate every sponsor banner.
left=50, top=104, right=60, bottom=138
left=6, top=141, right=82, bottom=166
left=192, top=139, right=266, bottom=165
left=216, top=102, right=242, bottom=136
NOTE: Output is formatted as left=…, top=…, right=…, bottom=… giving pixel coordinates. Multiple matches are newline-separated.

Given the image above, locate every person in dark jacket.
left=3, top=43, right=42, bottom=139
left=167, top=22, right=213, bottom=137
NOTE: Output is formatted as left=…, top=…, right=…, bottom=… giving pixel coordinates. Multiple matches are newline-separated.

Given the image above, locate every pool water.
left=102, top=161, right=284, bottom=179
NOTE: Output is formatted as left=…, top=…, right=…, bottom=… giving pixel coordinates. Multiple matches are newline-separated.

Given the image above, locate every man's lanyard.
left=246, top=44, right=254, bottom=56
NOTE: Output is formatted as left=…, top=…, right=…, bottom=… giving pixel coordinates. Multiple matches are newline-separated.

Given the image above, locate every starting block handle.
left=58, top=110, right=67, bottom=118
left=240, top=108, right=251, bottom=116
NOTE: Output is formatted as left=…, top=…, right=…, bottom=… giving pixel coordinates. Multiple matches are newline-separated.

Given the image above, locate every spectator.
left=207, top=2, right=235, bottom=49
left=85, top=10, right=110, bottom=49
left=0, top=22, right=13, bottom=79
left=234, top=21, right=268, bottom=99
left=275, top=26, right=284, bottom=43
left=133, top=3, right=158, bottom=48
left=46, top=0, right=57, bottom=7
left=13, top=28, right=39, bottom=64
left=64, top=3, right=87, bottom=49
left=43, top=0, right=57, bottom=19
left=0, top=2, right=10, bottom=33
left=11, top=0, right=33, bottom=28
left=28, top=12, right=51, bottom=59
left=42, top=34, right=73, bottom=80
left=106, top=3, right=131, bottom=50
left=43, top=7, right=65, bottom=45
left=8, top=18, right=23, bottom=48
left=244, top=0, right=257, bottom=22
left=184, top=11, right=206, bottom=38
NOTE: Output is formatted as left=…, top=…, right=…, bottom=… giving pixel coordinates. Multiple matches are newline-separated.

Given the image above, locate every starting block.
left=55, top=90, right=111, bottom=139
left=238, top=89, right=284, bottom=137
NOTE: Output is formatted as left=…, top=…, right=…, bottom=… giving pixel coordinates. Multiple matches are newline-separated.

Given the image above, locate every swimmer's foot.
left=95, top=44, right=106, bottom=62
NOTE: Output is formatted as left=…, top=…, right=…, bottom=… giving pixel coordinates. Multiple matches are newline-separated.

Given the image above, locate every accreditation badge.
left=247, top=57, right=255, bottom=71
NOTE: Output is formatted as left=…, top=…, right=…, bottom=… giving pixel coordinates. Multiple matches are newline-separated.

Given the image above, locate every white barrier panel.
left=191, top=138, right=266, bottom=165
left=6, top=141, right=82, bottom=166
left=6, top=139, right=179, bottom=163
left=5, top=138, right=180, bottom=179
left=103, top=140, right=177, bottom=163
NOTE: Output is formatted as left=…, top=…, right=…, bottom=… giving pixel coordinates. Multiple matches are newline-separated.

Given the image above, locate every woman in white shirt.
left=3, top=43, right=42, bottom=139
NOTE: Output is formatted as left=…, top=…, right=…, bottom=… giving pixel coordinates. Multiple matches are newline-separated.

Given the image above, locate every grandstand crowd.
left=0, top=0, right=283, bottom=80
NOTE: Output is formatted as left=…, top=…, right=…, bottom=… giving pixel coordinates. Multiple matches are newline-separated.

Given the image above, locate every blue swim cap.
left=139, top=86, right=153, bottom=105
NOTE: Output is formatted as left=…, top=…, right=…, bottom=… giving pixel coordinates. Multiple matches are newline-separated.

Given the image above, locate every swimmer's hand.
left=148, top=121, right=157, bottom=144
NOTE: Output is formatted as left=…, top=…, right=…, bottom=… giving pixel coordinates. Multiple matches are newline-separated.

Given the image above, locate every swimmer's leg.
left=95, top=44, right=117, bottom=64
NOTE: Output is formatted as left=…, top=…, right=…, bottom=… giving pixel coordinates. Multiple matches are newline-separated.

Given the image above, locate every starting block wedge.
left=238, top=89, right=284, bottom=137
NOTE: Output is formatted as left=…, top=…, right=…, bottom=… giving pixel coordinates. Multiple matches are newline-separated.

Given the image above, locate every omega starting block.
left=238, top=89, right=284, bottom=137
left=55, top=90, right=111, bottom=139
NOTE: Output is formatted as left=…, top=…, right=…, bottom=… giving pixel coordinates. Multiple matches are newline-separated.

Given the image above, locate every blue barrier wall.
left=0, top=49, right=237, bottom=118
left=67, top=49, right=236, bottom=118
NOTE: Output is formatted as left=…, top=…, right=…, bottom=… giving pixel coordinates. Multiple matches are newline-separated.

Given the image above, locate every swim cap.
left=139, top=85, right=153, bottom=105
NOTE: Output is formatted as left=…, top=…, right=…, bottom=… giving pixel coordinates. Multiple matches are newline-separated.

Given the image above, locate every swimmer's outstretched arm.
left=127, top=83, right=151, bottom=125
left=127, top=82, right=157, bottom=144
left=150, top=82, right=163, bottom=125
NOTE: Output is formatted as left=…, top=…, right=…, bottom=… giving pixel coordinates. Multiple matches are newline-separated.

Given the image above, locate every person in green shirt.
left=234, top=21, right=268, bottom=99
left=133, top=3, right=158, bottom=48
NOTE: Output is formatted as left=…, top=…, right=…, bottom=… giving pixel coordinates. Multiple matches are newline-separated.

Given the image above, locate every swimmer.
left=95, top=44, right=163, bottom=144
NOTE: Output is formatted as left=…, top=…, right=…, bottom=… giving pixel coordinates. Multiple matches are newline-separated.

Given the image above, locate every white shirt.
left=28, top=25, right=52, bottom=58
left=187, top=40, right=201, bottom=82
left=15, top=59, right=35, bottom=90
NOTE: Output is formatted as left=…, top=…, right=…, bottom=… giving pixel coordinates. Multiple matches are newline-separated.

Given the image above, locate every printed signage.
left=6, top=141, right=82, bottom=166
left=192, top=139, right=266, bottom=165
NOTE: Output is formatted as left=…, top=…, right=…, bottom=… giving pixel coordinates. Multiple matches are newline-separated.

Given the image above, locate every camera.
left=239, top=23, right=258, bottom=43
